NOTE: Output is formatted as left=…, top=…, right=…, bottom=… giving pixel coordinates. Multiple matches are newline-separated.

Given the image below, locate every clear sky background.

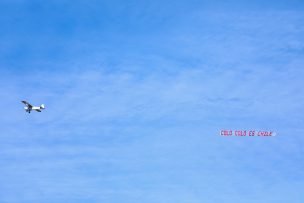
left=0, top=0, right=303, bottom=202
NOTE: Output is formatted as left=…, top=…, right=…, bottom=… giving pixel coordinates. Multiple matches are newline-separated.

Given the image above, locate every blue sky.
left=0, top=0, right=304, bottom=202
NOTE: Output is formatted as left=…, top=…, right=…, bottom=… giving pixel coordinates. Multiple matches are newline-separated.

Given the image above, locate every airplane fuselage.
left=24, top=106, right=41, bottom=110
left=26, top=106, right=40, bottom=110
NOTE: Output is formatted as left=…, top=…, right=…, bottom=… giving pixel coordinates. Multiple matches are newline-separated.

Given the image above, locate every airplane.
left=21, top=101, right=45, bottom=113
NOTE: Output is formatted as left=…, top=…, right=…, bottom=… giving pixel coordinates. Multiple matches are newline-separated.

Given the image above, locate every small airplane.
left=21, top=101, right=45, bottom=113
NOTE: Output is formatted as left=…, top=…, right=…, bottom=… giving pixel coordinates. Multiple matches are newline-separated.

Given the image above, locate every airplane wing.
left=35, top=109, right=41, bottom=112
left=21, top=101, right=33, bottom=108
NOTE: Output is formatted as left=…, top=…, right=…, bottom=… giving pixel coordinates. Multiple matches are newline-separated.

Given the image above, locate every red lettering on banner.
left=220, top=130, right=275, bottom=137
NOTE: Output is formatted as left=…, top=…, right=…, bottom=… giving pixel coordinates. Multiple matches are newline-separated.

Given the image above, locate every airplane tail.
left=40, top=104, right=45, bottom=109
